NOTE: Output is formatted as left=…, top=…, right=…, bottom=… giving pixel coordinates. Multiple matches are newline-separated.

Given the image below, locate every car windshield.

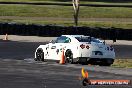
left=75, top=37, right=102, bottom=43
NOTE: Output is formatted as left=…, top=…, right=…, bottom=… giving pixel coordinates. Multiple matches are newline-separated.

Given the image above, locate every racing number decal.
left=46, top=47, right=49, bottom=56
left=56, top=49, right=59, bottom=54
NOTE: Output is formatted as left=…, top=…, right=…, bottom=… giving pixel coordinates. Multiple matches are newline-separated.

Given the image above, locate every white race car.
left=35, top=35, right=115, bottom=66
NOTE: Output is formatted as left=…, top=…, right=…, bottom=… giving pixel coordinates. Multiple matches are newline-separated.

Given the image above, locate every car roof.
left=62, top=35, right=85, bottom=38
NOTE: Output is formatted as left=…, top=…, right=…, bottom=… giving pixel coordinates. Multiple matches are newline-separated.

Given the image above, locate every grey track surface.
left=0, top=41, right=131, bottom=59
left=0, top=36, right=132, bottom=88
left=114, top=45, right=132, bottom=59
left=0, top=36, right=132, bottom=59
left=0, top=35, right=132, bottom=45
left=0, top=59, right=131, bottom=88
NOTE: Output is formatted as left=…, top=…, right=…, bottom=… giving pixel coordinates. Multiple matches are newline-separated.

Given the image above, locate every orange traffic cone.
left=81, top=68, right=89, bottom=78
left=3, top=34, right=8, bottom=40
left=59, top=48, right=65, bottom=64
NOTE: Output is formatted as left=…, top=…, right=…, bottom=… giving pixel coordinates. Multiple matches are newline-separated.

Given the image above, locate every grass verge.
left=79, top=21, right=132, bottom=29
left=112, top=59, right=132, bottom=68
left=0, top=3, right=132, bottom=28
left=0, top=5, right=132, bottom=18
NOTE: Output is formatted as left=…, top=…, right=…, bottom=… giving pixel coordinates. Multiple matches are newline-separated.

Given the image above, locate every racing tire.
left=65, top=50, right=74, bottom=64
left=100, top=63, right=111, bottom=66
left=35, top=48, right=44, bottom=61
left=100, top=59, right=114, bottom=66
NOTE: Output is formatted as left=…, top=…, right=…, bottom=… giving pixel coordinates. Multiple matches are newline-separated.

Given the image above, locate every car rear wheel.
left=65, top=50, right=73, bottom=64
left=100, top=59, right=114, bottom=66
left=35, top=48, right=44, bottom=61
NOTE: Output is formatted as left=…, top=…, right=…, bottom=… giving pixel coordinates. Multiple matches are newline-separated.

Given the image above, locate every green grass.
left=80, top=7, right=132, bottom=18
left=79, top=21, right=132, bottom=29
left=0, top=1, right=132, bottom=28
left=80, top=0, right=132, bottom=5
left=0, top=5, right=132, bottom=18
left=112, top=59, right=132, bottom=68
left=0, top=4, right=132, bottom=29
left=0, top=5, right=73, bottom=17
left=0, top=0, right=67, bottom=3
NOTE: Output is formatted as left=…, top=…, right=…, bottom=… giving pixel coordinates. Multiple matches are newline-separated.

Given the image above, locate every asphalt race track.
left=0, top=41, right=132, bottom=88
left=114, top=45, right=132, bottom=59
left=0, top=41, right=43, bottom=59
left=0, top=59, right=132, bottom=88
left=0, top=41, right=132, bottom=59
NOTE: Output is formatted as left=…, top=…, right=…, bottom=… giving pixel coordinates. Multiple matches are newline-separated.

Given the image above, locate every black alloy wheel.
left=99, top=59, right=114, bottom=66
left=65, top=50, right=73, bottom=64
left=35, top=49, right=44, bottom=61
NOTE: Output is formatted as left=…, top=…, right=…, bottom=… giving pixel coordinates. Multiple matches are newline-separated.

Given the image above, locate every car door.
left=47, top=39, right=57, bottom=60
left=48, top=36, right=71, bottom=60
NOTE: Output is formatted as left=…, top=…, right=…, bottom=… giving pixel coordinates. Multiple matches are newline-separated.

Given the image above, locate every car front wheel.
left=65, top=50, right=73, bottom=64
left=100, top=59, right=114, bottom=66
left=35, top=48, right=44, bottom=61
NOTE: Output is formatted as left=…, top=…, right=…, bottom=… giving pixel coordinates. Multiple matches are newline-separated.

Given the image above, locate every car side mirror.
left=103, top=40, right=106, bottom=45
left=50, top=40, right=56, bottom=43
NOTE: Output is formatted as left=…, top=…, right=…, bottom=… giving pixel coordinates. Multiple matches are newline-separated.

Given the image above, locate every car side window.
left=56, top=36, right=71, bottom=43
left=91, top=38, right=102, bottom=43
left=64, top=38, right=71, bottom=43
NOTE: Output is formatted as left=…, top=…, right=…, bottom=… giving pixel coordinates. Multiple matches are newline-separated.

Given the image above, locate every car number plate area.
left=93, top=51, right=103, bottom=56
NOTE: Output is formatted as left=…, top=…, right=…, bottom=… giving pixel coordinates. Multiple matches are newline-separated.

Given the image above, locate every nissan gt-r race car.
left=35, top=35, right=115, bottom=66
